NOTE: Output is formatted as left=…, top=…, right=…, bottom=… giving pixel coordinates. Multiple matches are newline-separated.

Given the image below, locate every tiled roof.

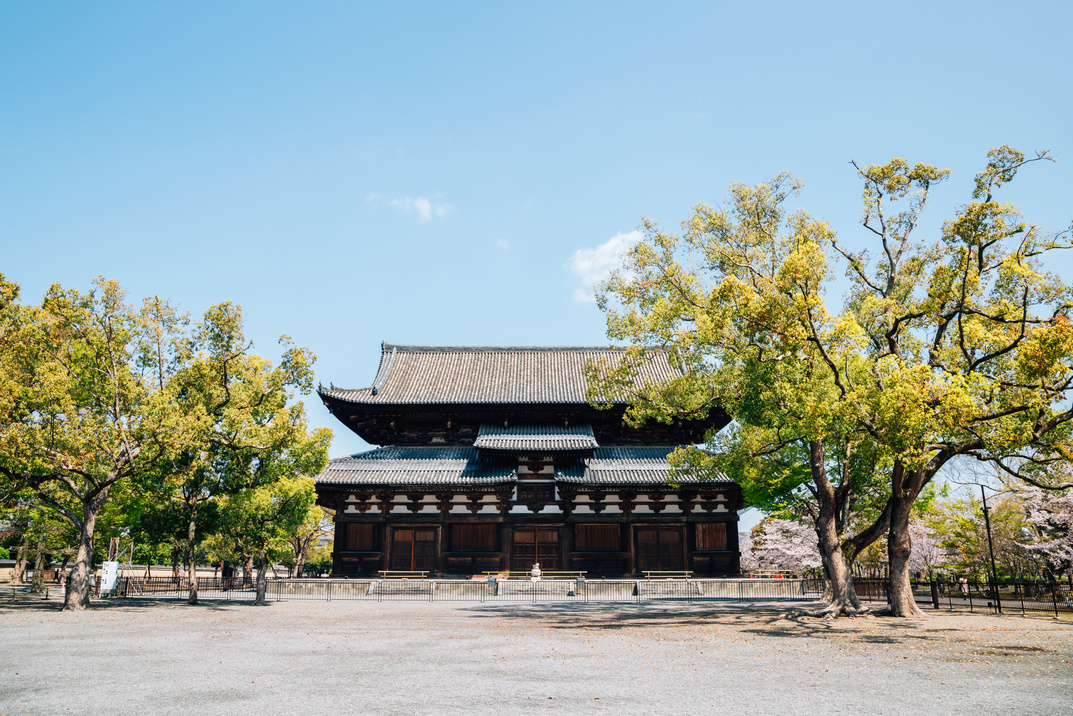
left=317, top=445, right=733, bottom=488
left=316, top=446, right=515, bottom=486
left=557, top=447, right=734, bottom=486
left=319, top=343, right=681, bottom=405
left=474, top=424, right=598, bottom=452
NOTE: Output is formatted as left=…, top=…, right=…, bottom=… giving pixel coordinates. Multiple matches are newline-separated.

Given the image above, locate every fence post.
left=1051, top=581, right=1059, bottom=618
left=326, top=579, right=332, bottom=603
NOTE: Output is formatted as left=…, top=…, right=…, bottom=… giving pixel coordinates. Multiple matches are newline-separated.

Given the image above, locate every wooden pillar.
left=562, top=522, right=574, bottom=571
left=380, top=522, right=391, bottom=573
left=436, top=519, right=447, bottom=577
left=499, top=521, right=510, bottom=572
left=626, top=523, right=636, bottom=576
left=331, top=516, right=344, bottom=576
left=680, top=522, right=689, bottom=573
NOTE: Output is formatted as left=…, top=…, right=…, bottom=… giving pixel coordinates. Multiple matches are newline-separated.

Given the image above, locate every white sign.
left=100, top=561, right=120, bottom=592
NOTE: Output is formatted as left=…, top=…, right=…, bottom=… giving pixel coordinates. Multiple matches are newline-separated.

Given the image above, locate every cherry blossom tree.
left=1020, top=483, right=1073, bottom=580
left=749, top=518, right=823, bottom=575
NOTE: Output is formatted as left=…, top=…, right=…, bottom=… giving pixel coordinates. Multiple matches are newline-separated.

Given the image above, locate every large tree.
left=162, top=302, right=330, bottom=605
left=0, top=277, right=190, bottom=610
left=591, top=146, right=1073, bottom=617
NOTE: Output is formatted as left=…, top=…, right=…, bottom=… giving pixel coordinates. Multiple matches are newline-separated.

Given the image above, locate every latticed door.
left=390, top=528, right=438, bottom=571
left=511, top=527, right=560, bottom=571
left=635, top=527, right=683, bottom=571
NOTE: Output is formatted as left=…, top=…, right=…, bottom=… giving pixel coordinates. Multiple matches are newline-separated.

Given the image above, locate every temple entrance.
left=635, top=527, right=684, bottom=572
left=511, top=527, right=561, bottom=571
left=390, top=527, right=438, bottom=572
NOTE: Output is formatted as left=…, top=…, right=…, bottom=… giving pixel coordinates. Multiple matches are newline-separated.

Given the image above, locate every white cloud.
left=566, top=230, right=641, bottom=303
left=365, top=193, right=453, bottom=222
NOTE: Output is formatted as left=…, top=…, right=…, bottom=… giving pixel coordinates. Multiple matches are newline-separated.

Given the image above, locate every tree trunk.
left=170, top=544, right=181, bottom=584
left=253, top=552, right=269, bottom=606
left=12, top=533, right=29, bottom=584
left=59, top=555, right=70, bottom=585
left=186, top=502, right=198, bottom=606
left=64, top=502, right=103, bottom=611
left=292, top=537, right=308, bottom=579
left=804, top=440, right=866, bottom=616
left=888, top=487, right=925, bottom=617
left=815, top=507, right=861, bottom=615
left=30, top=540, right=47, bottom=593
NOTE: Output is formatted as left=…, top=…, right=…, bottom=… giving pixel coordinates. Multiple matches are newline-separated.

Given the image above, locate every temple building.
left=315, top=344, right=743, bottom=577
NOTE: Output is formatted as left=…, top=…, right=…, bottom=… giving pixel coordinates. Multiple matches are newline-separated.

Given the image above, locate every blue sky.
left=3, top=1, right=1071, bottom=480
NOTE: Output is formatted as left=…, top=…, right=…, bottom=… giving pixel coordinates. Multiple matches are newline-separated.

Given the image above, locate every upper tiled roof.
left=474, top=424, right=598, bottom=452
left=319, top=343, right=681, bottom=405
left=317, top=446, right=515, bottom=486
left=557, top=447, right=735, bottom=486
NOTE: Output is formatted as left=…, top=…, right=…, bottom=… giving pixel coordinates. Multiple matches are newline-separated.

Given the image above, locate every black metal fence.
left=854, top=578, right=1073, bottom=618
left=106, top=576, right=826, bottom=604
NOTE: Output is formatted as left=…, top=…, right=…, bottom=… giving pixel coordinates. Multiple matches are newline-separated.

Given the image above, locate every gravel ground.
left=1, top=597, right=1071, bottom=716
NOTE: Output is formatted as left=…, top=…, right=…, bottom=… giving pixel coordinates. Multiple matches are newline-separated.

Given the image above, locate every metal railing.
left=107, top=576, right=827, bottom=604
left=853, top=578, right=1073, bottom=617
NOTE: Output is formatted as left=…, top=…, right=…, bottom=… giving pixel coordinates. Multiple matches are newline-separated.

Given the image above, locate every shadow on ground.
left=457, top=600, right=992, bottom=644
left=0, top=596, right=266, bottom=613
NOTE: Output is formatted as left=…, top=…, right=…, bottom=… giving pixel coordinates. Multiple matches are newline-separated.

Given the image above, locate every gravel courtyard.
left=2, top=598, right=1071, bottom=716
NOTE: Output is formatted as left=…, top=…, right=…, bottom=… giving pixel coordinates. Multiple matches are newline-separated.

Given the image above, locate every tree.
left=587, top=174, right=895, bottom=615
left=929, top=491, right=1042, bottom=579
left=748, top=517, right=823, bottom=575
left=906, top=519, right=946, bottom=578
left=283, top=506, right=333, bottom=578
left=737, top=530, right=759, bottom=572
left=1021, top=481, right=1073, bottom=580
left=152, top=302, right=330, bottom=605
left=0, top=277, right=329, bottom=610
left=208, top=476, right=318, bottom=605
left=0, top=277, right=191, bottom=610
left=591, top=146, right=1073, bottom=617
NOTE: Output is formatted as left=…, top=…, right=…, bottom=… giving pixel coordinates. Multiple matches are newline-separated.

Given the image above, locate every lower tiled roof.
left=475, top=424, right=598, bottom=451
left=557, top=447, right=734, bottom=485
left=317, top=446, right=515, bottom=486
left=317, top=445, right=733, bottom=488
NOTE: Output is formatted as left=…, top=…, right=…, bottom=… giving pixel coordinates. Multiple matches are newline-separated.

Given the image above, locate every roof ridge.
left=382, top=343, right=632, bottom=353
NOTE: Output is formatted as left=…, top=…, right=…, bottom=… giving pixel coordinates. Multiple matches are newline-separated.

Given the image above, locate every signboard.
left=100, top=561, right=120, bottom=593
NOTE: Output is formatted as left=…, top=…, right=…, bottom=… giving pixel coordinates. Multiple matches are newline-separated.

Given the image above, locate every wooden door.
left=635, top=527, right=683, bottom=572
left=511, top=527, right=561, bottom=571
left=390, top=527, right=438, bottom=571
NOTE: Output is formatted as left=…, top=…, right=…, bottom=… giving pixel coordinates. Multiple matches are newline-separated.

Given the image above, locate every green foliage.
left=590, top=147, right=1073, bottom=612
left=0, top=274, right=330, bottom=607
left=926, top=492, right=1039, bottom=580
left=206, top=476, right=318, bottom=565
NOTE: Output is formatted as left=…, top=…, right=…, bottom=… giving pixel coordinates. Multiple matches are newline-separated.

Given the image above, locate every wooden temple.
left=315, top=344, right=743, bottom=577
